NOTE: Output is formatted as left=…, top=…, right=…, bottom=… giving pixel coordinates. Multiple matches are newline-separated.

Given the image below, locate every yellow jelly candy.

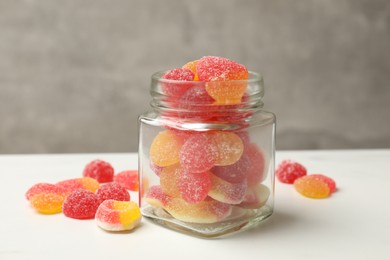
left=150, top=130, right=182, bottom=167
left=294, top=176, right=330, bottom=199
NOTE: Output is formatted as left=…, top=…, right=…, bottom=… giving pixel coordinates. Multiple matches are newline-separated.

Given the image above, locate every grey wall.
left=1, top=0, right=389, bottom=154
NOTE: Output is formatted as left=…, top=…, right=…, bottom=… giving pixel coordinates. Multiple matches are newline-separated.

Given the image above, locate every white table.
left=0, top=150, right=389, bottom=260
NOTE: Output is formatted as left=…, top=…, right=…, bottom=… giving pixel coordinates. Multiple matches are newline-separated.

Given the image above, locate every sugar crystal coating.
left=95, top=200, right=142, bottom=231
left=150, top=161, right=164, bottom=176
left=96, top=183, right=130, bottom=203
left=211, top=152, right=250, bottom=183
left=309, top=174, right=336, bottom=193
left=208, top=173, right=247, bottom=204
left=63, top=189, right=101, bottom=219
left=25, top=183, right=66, bottom=200
left=162, top=68, right=195, bottom=98
left=210, top=131, right=244, bottom=166
left=114, top=170, right=139, bottom=191
left=179, top=171, right=211, bottom=204
left=56, top=177, right=100, bottom=194
left=182, top=60, right=199, bottom=80
left=246, top=143, right=267, bottom=186
left=30, top=193, right=66, bottom=214
left=150, top=130, right=182, bottom=167
left=159, top=164, right=183, bottom=197
left=83, top=159, right=114, bottom=183
left=145, top=185, right=171, bottom=208
left=276, top=160, right=307, bottom=184
left=294, top=176, right=330, bottom=199
left=237, top=184, right=270, bottom=209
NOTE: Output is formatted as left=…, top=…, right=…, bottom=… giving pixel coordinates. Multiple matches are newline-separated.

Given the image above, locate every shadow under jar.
left=138, top=71, right=275, bottom=238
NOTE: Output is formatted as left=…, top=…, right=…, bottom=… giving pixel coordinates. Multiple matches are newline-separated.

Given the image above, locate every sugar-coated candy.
left=165, top=197, right=232, bottom=224
left=179, top=133, right=216, bottom=173
left=182, top=60, right=199, bottom=81
left=96, top=183, right=130, bottom=203
left=276, top=160, right=307, bottom=184
left=294, top=175, right=330, bottom=199
left=179, top=171, right=211, bottom=204
left=211, top=152, right=250, bottom=183
left=309, top=174, right=336, bottom=193
left=159, top=164, right=182, bottom=197
left=210, top=131, right=244, bottom=166
left=25, top=183, right=66, bottom=200
left=178, top=84, right=215, bottom=120
left=95, top=200, right=142, bottom=232
left=56, top=177, right=100, bottom=194
left=30, top=193, right=66, bottom=214
left=208, top=173, right=246, bottom=204
left=114, top=170, right=139, bottom=191
left=237, top=184, right=270, bottom=209
left=197, top=56, right=248, bottom=104
left=150, top=161, right=164, bottom=176
left=63, top=189, right=101, bottom=219
left=145, top=185, right=171, bottom=208
left=246, top=143, right=267, bottom=186
left=150, top=130, right=183, bottom=167
left=162, top=68, right=195, bottom=98
left=83, top=159, right=114, bottom=183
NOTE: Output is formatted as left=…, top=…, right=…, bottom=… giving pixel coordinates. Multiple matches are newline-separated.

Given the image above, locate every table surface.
left=0, top=150, right=389, bottom=260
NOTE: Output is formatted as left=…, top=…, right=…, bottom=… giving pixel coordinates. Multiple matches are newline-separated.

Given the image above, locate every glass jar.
left=138, top=71, right=275, bottom=238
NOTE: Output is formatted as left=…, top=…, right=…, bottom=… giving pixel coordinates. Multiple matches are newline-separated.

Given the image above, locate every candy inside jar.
left=138, top=56, right=275, bottom=238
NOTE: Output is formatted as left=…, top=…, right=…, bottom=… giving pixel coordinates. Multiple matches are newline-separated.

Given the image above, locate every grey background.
left=1, top=0, right=389, bottom=154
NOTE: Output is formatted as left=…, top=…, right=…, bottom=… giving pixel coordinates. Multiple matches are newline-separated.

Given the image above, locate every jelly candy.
left=178, top=171, right=211, bottom=203
left=83, top=159, right=114, bottom=183
left=178, top=84, right=215, bottom=120
left=96, top=183, right=130, bottom=203
left=208, top=173, right=246, bottom=204
left=164, top=197, right=232, bottom=224
left=150, top=130, right=182, bottom=167
left=159, top=164, right=183, bottom=197
left=197, top=56, right=248, bottom=104
left=145, top=185, right=171, bottom=208
left=150, top=161, right=164, bottom=176
left=179, top=133, right=216, bottom=173
left=246, top=143, right=266, bottom=186
left=62, top=189, right=101, bottom=219
left=276, top=160, right=307, bottom=184
left=162, top=68, right=195, bottom=98
left=95, top=200, right=142, bottom=231
left=114, top=170, right=139, bottom=191
left=294, top=175, right=330, bottom=199
left=29, top=192, right=66, bottom=214
left=211, top=152, right=250, bottom=183
left=56, top=177, right=100, bottom=194
left=182, top=60, right=199, bottom=80
left=237, top=184, right=270, bottom=209
left=210, top=131, right=244, bottom=166
left=25, top=183, right=66, bottom=200
left=309, top=174, right=336, bottom=193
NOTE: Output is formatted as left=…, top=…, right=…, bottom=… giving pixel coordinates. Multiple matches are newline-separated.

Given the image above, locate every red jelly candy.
left=96, top=183, right=130, bottom=203
left=114, top=170, right=139, bottom=191
left=179, top=171, right=211, bottom=204
left=83, top=159, right=114, bottom=183
left=162, top=68, right=195, bottom=99
left=25, top=183, right=66, bottom=200
left=211, top=152, right=250, bottom=183
left=178, top=84, right=215, bottom=119
left=309, top=174, right=336, bottom=193
left=145, top=185, right=171, bottom=208
left=56, top=177, right=100, bottom=194
left=179, top=133, right=216, bottom=173
left=246, top=143, right=266, bottom=186
left=276, top=160, right=307, bottom=184
left=62, top=189, right=101, bottom=219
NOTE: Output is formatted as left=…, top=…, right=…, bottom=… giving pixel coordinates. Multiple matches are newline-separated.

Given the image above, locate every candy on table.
left=62, top=189, right=101, bottom=219
left=210, top=131, right=244, bottom=166
left=145, top=185, right=171, bottom=208
left=178, top=170, right=211, bottom=204
left=150, top=130, right=183, bottom=167
left=82, top=159, right=114, bottom=183
left=96, top=183, right=130, bottom=203
left=245, top=143, right=267, bottom=186
left=114, top=170, right=139, bottom=191
left=211, top=151, right=251, bottom=183
left=179, top=133, right=216, bottom=173
left=161, top=68, right=195, bottom=99
left=197, top=56, right=248, bottom=105
left=159, top=164, right=182, bottom=197
left=208, top=172, right=247, bottom=204
left=294, top=175, right=330, bottom=199
left=25, top=183, right=66, bottom=200
left=56, top=177, right=100, bottom=194
left=237, top=184, right=270, bottom=209
left=276, top=160, right=307, bottom=184
left=95, top=200, right=142, bottom=232
left=307, top=174, right=337, bottom=193
left=182, top=60, right=199, bottom=81
left=164, top=197, right=232, bottom=224
left=27, top=183, right=67, bottom=214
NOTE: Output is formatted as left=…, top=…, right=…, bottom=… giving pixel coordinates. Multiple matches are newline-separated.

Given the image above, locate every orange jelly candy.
left=294, top=175, right=330, bottom=199
left=159, top=164, right=183, bottom=197
left=150, top=130, right=183, bottom=167
left=210, top=131, right=244, bottom=166
left=182, top=60, right=199, bottom=81
left=30, top=193, right=66, bottom=214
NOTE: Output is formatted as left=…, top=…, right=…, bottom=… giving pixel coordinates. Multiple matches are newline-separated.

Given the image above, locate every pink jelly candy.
left=114, top=170, right=139, bottom=191
left=62, top=189, right=101, bottom=219
left=178, top=84, right=215, bottom=119
left=276, top=160, right=307, bottom=184
left=145, top=185, right=171, bottom=208
left=179, top=133, right=216, bottom=173
left=150, top=161, right=164, bottom=177
left=246, top=143, right=266, bottom=186
left=208, top=173, right=247, bottom=204
left=162, top=68, right=195, bottom=98
left=83, top=159, right=114, bottom=183
left=25, top=183, right=66, bottom=200
left=178, top=171, right=211, bottom=204
left=211, top=152, right=251, bottom=183
left=56, top=177, right=100, bottom=194
left=96, top=183, right=130, bottom=203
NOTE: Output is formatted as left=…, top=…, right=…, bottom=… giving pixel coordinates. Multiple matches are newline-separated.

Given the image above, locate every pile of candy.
left=25, top=159, right=141, bottom=232
left=276, top=160, right=337, bottom=198
left=144, top=56, right=271, bottom=224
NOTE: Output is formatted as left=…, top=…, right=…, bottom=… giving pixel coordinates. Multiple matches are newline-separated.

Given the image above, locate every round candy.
left=96, top=183, right=130, bottom=203
left=25, top=183, right=66, bottom=200
left=63, top=189, right=101, bottom=219
left=309, top=174, right=337, bottom=193
left=294, top=175, right=330, bottom=199
left=208, top=173, right=247, bottom=204
left=211, top=152, right=250, bottom=183
left=95, top=200, right=142, bottom=232
left=56, top=177, right=100, bottom=194
left=114, top=170, right=139, bottom=191
left=159, top=164, right=183, bottom=197
left=246, top=143, right=267, bottom=186
left=178, top=171, right=211, bottom=204
left=145, top=185, right=171, bottom=208
left=83, top=159, right=114, bottom=183
left=162, top=68, right=195, bottom=99
left=30, top=193, right=66, bottom=214
left=150, top=130, right=183, bottom=167
left=210, top=131, right=244, bottom=166
left=182, top=60, right=199, bottom=81
left=276, top=160, right=307, bottom=184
